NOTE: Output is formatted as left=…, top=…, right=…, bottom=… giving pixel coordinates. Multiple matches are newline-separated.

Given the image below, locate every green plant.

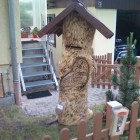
left=106, top=32, right=139, bottom=109
left=32, top=27, right=39, bottom=34
left=91, top=104, right=105, bottom=114
left=105, top=90, right=115, bottom=102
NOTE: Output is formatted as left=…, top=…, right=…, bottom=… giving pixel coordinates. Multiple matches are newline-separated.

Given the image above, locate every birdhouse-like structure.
left=38, top=1, right=113, bottom=125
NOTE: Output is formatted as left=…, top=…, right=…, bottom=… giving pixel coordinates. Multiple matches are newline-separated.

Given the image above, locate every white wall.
left=0, top=0, right=22, bottom=65
left=0, top=0, right=22, bottom=94
left=48, top=8, right=64, bottom=77
left=88, top=8, right=117, bottom=62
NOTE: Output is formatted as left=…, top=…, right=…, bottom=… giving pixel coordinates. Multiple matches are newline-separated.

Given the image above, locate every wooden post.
left=60, top=128, right=70, bottom=140
left=106, top=104, right=112, bottom=129
left=107, top=53, right=112, bottom=89
left=128, top=102, right=138, bottom=140
left=77, top=120, right=87, bottom=140
left=102, top=55, right=106, bottom=89
left=135, top=57, right=140, bottom=86
left=43, top=136, right=52, bottom=140
left=106, top=103, right=120, bottom=140
left=58, top=12, right=95, bottom=125
left=0, top=73, right=4, bottom=97
left=97, top=56, right=101, bottom=88
left=134, top=66, right=139, bottom=85
left=93, top=112, right=103, bottom=140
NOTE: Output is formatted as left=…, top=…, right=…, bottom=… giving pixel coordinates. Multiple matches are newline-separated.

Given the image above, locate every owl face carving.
left=60, top=57, right=89, bottom=91
left=63, top=12, right=95, bottom=50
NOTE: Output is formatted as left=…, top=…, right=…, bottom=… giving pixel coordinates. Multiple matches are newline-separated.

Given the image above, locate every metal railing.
left=19, top=64, right=26, bottom=91
left=43, top=39, right=59, bottom=90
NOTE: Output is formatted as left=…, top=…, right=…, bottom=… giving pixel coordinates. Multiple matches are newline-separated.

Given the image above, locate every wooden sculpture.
left=38, top=1, right=113, bottom=125
left=58, top=12, right=95, bottom=125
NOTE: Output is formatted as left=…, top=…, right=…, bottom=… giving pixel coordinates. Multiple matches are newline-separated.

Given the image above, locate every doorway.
left=116, top=10, right=140, bottom=55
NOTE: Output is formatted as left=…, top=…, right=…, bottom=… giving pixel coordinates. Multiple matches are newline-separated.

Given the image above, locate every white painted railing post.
left=43, top=46, right=59, bottom=90
left=19, top=64, right=26, bottom=91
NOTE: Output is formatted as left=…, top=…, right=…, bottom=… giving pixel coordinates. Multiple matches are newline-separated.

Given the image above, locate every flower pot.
left=32, top=33, right=38, bottom=38
left=21, top=33, right=28, bottom=38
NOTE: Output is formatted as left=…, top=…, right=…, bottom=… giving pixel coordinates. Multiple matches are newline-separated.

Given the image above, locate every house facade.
left=0, top=0, right=22, bottom=99
left=47, top=0, right=140, bottom=76
left=47, top=0, right=116, bottom=76
left=0, top=0, right=47, bottom=104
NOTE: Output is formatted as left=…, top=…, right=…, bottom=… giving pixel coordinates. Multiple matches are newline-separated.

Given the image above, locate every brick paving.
left=21, top=83, right=118, bottom=117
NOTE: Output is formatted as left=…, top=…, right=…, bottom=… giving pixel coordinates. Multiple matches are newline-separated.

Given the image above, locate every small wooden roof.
left=38, top=2, right=114, bottom=38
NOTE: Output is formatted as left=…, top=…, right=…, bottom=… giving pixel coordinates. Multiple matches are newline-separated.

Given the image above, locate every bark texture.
left=58, top=12, right=95, bottom=125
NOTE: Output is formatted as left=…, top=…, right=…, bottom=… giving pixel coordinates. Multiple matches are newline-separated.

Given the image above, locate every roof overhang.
left=38, top=2, right=114, bottom=39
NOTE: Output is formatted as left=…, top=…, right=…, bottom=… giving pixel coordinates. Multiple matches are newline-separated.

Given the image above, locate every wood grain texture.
left=0, top=74, right=4, bottom=97
left=58, top=12, right=95, bottom=125
left=60, top=128, right=70, bottom=140
left=128, top=102, right=138, bottom=140
left=93, top=112, right=103, bottom=140
left=77, top=120, right=87, bottom=140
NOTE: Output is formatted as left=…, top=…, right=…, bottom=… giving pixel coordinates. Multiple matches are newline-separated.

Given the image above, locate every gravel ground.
left=21, top=83, right=118, bottom=117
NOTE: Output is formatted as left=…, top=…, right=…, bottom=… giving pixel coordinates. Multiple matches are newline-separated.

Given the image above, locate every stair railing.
left=19, top=64, right=26, bottom=91
left=43, top=39, right=59, bottom=90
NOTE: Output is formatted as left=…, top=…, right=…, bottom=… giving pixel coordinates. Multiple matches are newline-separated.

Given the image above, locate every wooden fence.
left=91, top=53, right=140, bottom=89
left=91, top=53, right=121, bottom=89
left=43, top=101, right=140, bottom=140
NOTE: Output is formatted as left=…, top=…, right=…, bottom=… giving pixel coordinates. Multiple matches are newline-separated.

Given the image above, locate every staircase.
left=19, top=42, right=58, bottom=92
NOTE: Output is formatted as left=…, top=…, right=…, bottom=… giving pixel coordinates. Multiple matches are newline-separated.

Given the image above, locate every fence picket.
left=106, top=105, right=112, bottom=128
left=134, top=59, right=140, bottom=87
left=128, top=102, right=138, bottom=140
left=113, top=69, right=117, bottom=89
left=107, top=53, right=112, bottom=89
left=106, top=103, right=120, bottom=140
left=102, top=55, right=105, bottom=89
left=60, top=128, right=70, bottom=140
left=43, top=136, right=52, bottom=140
left=93, top=112, right=103, bottom=140
left=105, top=54, right=107, bottom=60
left=77, top=119, right=87, bottom=140
left=110, top=136, right=120, bottom=140
left=97, top=62, right=101, bottom=88
left=42, top=102, right=140, bottom=140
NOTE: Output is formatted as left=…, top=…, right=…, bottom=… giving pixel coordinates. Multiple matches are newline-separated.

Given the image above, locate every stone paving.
left=21, top=83, right=118, bottom=117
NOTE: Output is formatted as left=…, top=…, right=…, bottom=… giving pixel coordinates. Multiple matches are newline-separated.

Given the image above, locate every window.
left=47, top=14, right=56, bottom=47
left=19, top=0, right=33, bottom=27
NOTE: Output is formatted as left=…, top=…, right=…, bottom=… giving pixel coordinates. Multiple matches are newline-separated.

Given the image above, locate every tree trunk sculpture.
left=58, top=12, right=95, bottom=125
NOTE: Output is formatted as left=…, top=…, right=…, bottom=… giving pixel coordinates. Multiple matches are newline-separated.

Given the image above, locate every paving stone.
left=21, top=83, right=118, bottom=117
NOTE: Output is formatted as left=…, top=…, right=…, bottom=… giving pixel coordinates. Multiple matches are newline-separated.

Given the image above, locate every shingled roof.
left=38, top=1, right=114, bottom=38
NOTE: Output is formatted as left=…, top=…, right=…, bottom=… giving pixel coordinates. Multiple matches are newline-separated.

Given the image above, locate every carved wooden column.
left=58, top=12, right=95, bottom=125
